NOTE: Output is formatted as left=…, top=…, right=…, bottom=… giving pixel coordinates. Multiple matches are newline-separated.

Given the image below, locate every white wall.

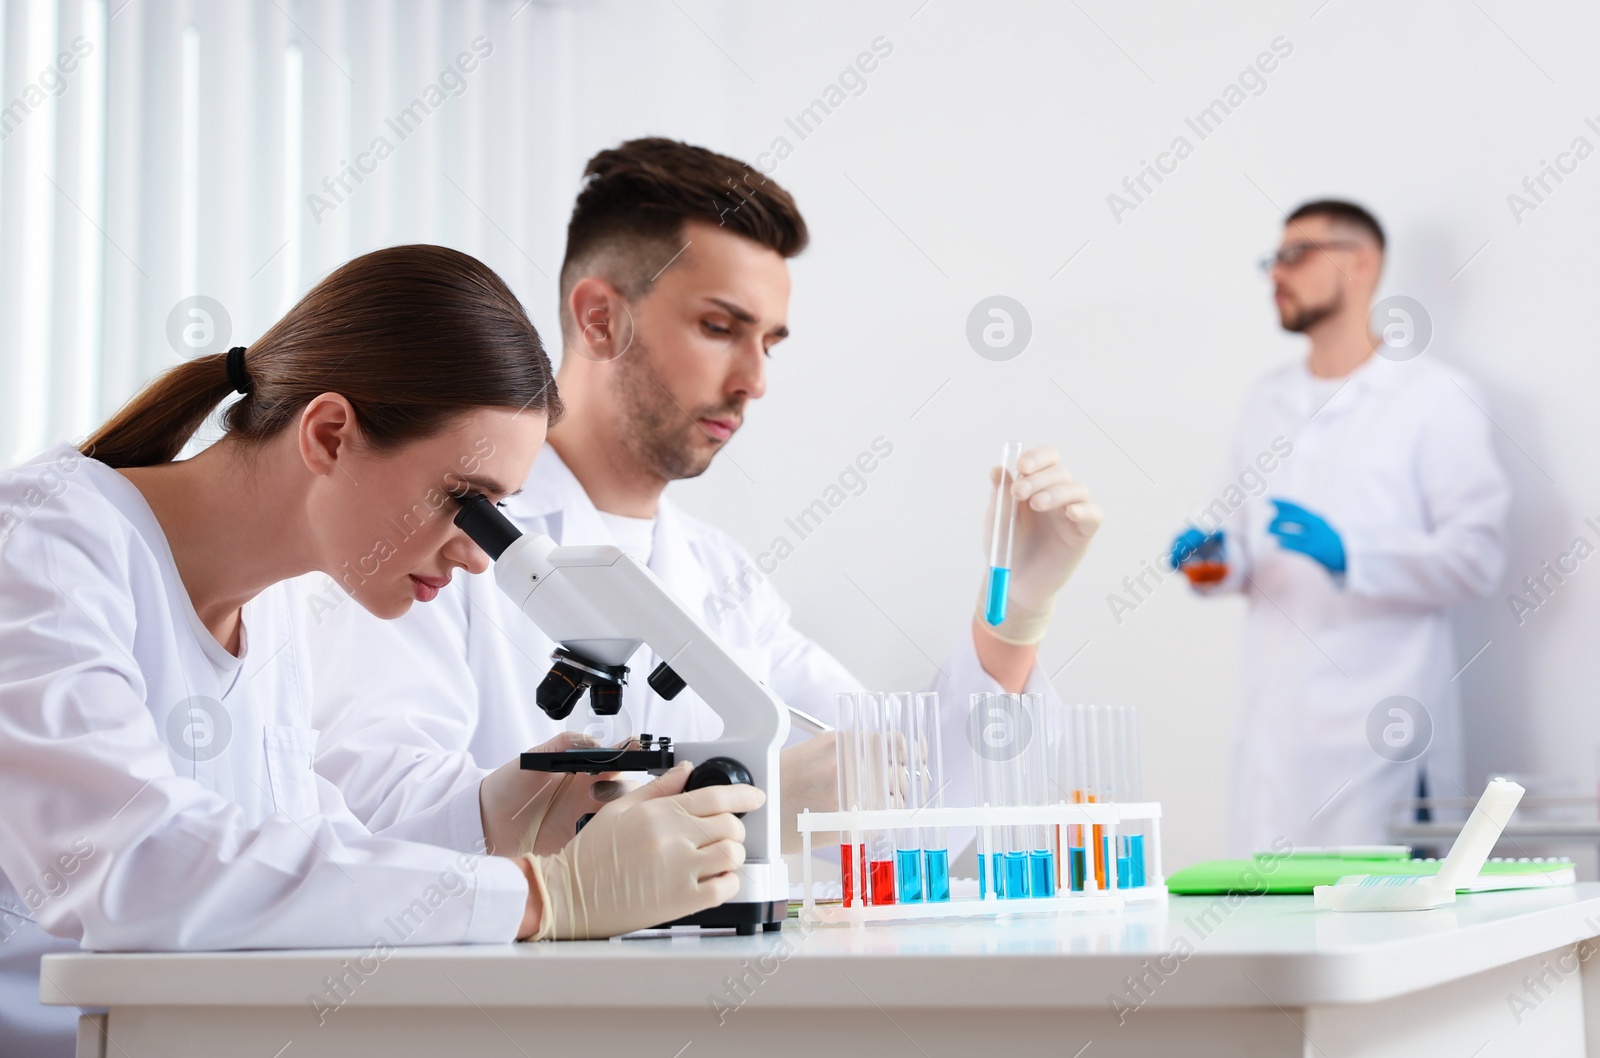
left=587, top=0, right=1600, bottom=871
left=7, top=0, right=1599, bottom=873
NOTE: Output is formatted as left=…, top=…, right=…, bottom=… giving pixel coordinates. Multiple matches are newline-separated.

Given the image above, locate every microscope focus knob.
left=685, top=757, right=753, bottom=817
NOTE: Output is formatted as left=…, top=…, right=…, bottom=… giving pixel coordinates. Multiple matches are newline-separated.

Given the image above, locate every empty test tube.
left=914, top=692, right=951, bottom=902
left=984, top=441, right=1023, bottom=627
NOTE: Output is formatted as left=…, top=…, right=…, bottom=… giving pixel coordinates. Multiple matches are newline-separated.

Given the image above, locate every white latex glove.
left=780, top=734, right=839, bottom=855
left=518, top=761, right=764, bottom=940
left=979, top=445, right=1103, bottom=644
left=480, top=732, right=625, bottom=858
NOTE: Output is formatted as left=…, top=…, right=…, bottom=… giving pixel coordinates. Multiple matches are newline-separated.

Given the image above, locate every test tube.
left=834, top=692, right=863, bottom=907
left=1068, top=704, right=1089, bottom=892
left=1045, top=700, right=1067, bottom=892
left=914, top=692, right=951, bottom=902
left=998, top=693, right=1030, bottom=899
left=984, top=441, right=1023, bottom=627
left=1108, top=707, right=1131, bottom=890
left=1087, top=705, right=1106, bottom=891
left=1123, top=707, right=1146, bottom=887
left=1023, top=693, right=1056, bottom=897
left=969, top=693, right=996, bottom=900
left=857, top=692, right=896, bottom=905
left=888, top=693, right=924, bottom=904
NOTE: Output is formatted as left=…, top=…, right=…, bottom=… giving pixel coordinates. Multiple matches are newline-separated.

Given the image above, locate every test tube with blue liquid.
left=914, top=692, right=951, bottom=902
left=1119, top=707, right=1147, bottom=888
left=968, top=693, right=997, bottom=899
left=984, top=441, right=1023, bottom=627
left=1023, top=693, right=1056, bottom=897
left=887, top=693, right=923, bottom=904
left=998, top=694, right=1030, bottom=899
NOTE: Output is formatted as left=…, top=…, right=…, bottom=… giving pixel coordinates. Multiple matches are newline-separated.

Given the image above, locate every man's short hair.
left=559, top=138, right=808, bottom=336
left=1285, top=199, right=1385, bottom=252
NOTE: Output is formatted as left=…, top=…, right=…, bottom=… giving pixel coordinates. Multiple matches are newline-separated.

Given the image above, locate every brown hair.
left=82, top=245, right=562, bottom=468
left=559, top=138, right=808, bottom=334
left=1286, top=199, right=1385, bottom=251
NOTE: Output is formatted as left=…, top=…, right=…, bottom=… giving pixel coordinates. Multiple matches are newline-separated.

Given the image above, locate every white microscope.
left=453, top=493, right=790, bottom=935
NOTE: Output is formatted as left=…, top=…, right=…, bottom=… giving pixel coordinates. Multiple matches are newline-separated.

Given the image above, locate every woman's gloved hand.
left=480, top=732, right=625, bottom=858
left=516, top=761, right=764, bottom=940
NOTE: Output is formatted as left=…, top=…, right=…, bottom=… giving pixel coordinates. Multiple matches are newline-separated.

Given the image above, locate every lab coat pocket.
left=263, top=725, right=322, bottom=822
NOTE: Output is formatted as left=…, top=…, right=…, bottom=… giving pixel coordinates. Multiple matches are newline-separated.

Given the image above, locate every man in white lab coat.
left=309, top=138, right=1102, bottom=852
left=1169, top=200, right=1510, bottom=854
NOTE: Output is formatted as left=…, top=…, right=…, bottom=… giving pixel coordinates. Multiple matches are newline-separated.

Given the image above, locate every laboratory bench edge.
left=41, top=885, right=1600, bottom=1011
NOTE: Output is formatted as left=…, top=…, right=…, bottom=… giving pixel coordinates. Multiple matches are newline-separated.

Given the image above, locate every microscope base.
left=656, top=900, right=787, bottom=936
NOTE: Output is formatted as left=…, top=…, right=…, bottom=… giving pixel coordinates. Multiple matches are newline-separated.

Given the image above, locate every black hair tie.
left=225, top=346, right=252, bottom=396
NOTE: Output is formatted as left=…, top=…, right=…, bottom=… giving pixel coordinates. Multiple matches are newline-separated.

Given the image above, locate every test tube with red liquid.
left=858, top=691, right=897, bottom=905
left=835, top=691, right=863, bottom=907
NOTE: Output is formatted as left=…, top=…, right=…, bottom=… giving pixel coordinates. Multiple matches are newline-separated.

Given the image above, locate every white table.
left=45, top=885, right=1600, bottom=1058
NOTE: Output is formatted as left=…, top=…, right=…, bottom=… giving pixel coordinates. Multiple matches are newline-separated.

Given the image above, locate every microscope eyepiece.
left=452, top=492, right=522, bottom=561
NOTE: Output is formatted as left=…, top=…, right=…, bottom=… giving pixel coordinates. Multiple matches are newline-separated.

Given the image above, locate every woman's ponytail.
left=81, top=353, right=239, bottom=469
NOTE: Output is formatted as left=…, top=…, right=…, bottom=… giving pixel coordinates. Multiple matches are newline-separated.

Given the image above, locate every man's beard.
left=611, top=336, right=738, bottom=482
left=1280, top=289, right=1341, bottom=334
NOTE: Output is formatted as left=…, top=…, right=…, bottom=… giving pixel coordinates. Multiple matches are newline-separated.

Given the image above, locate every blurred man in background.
left=1170, top=200, right=1510, bottom=853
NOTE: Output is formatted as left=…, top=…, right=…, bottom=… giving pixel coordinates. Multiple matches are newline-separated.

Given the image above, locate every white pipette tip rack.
left=1313, top=777, right=1526, bottom=912
left=797, top=801, right=1168, bottom=925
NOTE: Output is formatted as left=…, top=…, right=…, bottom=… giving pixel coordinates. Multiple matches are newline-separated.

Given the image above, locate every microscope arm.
left=453, top=496, right=790, bottom=884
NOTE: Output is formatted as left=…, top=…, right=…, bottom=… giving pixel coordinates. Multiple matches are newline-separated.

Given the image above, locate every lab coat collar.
left=504, top=446, right=716, bottom=612
left=1276, top=348, right=1414, bottom=420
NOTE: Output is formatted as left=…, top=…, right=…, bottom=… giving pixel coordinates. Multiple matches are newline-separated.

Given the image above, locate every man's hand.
left=1268, top=499, right=1346, bottom=575
left=481, top=732, right=625, bottom=858
left=979, top=445, right=1103, bottom=645
left=779, top=734, right=838, bottom=855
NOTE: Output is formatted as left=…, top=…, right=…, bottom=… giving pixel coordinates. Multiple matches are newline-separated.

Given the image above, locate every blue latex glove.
left=1268, top=499, right=1346, bottom=574
left=1168, top=528, right=1223, bottom=570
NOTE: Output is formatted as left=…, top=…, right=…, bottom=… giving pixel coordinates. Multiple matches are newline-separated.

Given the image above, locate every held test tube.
left=888, top=693, right=924, bottom=904
left=835, top=692, right=863, bottom=907
left=914, top=692, right=951, bottom=902
left=984, top=441, right=1023, bottom=627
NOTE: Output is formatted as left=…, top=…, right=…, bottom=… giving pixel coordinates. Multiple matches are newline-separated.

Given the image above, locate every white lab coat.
left=309, top=447, right=1050, bottom=848
left=0, top=446, right=527, bottom=1058
left=1201, top=355, right=1510, bottom=853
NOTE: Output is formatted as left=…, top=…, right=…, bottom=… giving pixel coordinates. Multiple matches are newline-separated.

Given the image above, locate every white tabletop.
left=42, top=885, right=1600, bottom=1011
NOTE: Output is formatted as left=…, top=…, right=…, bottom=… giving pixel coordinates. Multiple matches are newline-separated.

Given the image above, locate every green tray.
left=1166, top=855, right=1575, bottom=895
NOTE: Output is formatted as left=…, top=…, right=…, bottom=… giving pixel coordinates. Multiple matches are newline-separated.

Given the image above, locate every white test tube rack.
left=798, top=800, right=1167, bottom=924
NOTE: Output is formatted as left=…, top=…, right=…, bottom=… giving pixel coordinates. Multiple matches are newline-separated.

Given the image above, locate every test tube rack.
left=797, top=800, right=1166, bottom=924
